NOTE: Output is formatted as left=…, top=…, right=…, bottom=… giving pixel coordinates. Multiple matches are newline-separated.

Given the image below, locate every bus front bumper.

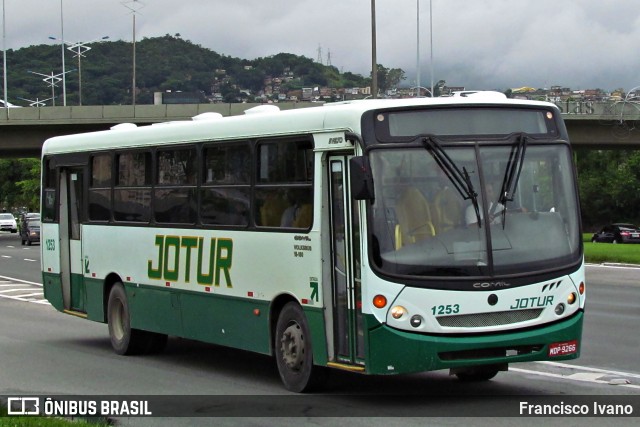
left=364, top=311, right=583, bottom=375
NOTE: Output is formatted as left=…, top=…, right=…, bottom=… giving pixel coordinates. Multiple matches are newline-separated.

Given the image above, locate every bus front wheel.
left=274, top=302, right=325, bottom=392
left=107, top=282, right=167, bottom=355
left=454, top=365, right=501, bottom=382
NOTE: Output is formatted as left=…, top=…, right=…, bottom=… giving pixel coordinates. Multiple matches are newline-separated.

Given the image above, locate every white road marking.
left=540, top=360, right=640, bottom=379
left=511, top=361, right=640, bottom=390
left=0, top=275, right=47, bottom=304
left=0, top=288, right=32, bottom=293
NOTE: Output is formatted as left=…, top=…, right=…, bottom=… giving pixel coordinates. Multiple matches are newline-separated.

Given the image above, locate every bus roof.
left=41, top=93, right=558, bottom=156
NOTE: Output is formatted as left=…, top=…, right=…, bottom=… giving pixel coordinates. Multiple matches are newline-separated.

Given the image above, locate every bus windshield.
left=368, top=143, right=581, bottom=280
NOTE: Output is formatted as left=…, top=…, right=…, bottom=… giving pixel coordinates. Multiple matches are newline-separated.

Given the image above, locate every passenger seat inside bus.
left=433, top=186, right=463, bottom=233
left=394, top=187, right=436, bottom=249
left=260, top=191, right=288, bottom=226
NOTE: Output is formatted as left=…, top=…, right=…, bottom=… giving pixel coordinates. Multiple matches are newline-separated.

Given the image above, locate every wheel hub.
left=280, top=322, right=304, bottom=370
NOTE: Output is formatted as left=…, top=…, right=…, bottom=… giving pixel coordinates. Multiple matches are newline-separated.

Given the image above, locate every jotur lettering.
left=148, top=235, right=233, bottom=287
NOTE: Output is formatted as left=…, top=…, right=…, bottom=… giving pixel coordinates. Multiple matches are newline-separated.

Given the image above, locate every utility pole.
left=122, top=0, right=144, bottom=106
left=2, top=0, right=8, bottom=108
left=416, top=0, right=420, bottom=96
left=430, top=0, right=434, bottom=97
left=59, top=0, right=67, bottom=106
left=371, top=0, right=377, bottom=99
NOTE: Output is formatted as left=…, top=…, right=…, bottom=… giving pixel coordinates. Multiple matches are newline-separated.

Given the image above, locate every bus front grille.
left=436, top=308, right=543, bottom=328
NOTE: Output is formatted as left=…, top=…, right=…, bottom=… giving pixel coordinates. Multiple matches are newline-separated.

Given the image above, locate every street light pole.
left=371, top=0, right=377, bottom=99
left=430, top=0, right=434, bottom=97
left=2, top=0, right=7, bottom=108
left=28, top=69, right=75, bottom=107
left=59, top=0, right=67, bottom=106
left=67, top=36, right=109, bottom=105
left=122, top=0, right=145, bottom=106
left=133, top=11, right=136, bottom=105
left=416, top=0, right=420, bottom=97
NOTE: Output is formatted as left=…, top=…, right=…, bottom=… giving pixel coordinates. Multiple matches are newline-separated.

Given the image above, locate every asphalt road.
left=1, top=231, right=639, bottom=426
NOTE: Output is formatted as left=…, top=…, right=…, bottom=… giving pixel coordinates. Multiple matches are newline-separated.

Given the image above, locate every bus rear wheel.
left=275, top=302, right=325, bottom=392
left=107, top=282, right=167, bottom=355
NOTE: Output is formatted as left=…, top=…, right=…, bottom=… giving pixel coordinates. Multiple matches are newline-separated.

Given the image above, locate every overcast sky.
left=3, top=0, right=640, bottom=91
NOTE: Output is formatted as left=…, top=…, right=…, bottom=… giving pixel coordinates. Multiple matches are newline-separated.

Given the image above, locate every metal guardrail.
left=0, top=102, right=318, bottom=124
left=2, top=101, right=640, bottom=124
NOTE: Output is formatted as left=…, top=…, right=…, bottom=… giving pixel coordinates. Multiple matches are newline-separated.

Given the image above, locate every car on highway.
left=591, top=223, right=640, bottom=244
left=0, top=213, right=18, bottom=233
left=19, top=212, right=40, bottom=230
left=20, top=218, right=41, bottom=245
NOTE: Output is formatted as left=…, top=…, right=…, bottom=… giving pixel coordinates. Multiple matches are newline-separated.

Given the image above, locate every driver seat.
left=394, top=187, right=436, bottom=249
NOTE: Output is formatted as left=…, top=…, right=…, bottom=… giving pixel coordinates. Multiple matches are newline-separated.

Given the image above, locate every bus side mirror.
left=350, top=156, right=374, bottom=200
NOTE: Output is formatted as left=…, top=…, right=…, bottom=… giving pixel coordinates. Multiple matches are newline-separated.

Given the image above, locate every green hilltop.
left=3, top=34, right=397, bottom=106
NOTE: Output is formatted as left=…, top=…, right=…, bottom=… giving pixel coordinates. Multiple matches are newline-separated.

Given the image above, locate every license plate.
left=632, top=233, right=639, bottom=238
left=548, top=340, right=578, bottom=357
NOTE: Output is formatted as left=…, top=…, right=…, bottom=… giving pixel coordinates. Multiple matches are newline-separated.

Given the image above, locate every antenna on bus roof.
left=192, top=112, right=224, bottom=121
left=110, top=123, right=138, bottom=130
left=244, top=105, right=280, bottom=115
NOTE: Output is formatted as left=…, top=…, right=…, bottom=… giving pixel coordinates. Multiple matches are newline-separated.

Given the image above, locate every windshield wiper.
left=496, top=133, right=528, bottom=227
left=422, top=136, right=481, bottom=227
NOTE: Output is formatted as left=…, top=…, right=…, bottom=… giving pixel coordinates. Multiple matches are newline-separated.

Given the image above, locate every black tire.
left=107, top=282, right=167, bottom=355
left=274, top=302, right=325, bottom=392
left=27, top=239, right=32, bottom=246
left=455, top=365, right=500, bottom=382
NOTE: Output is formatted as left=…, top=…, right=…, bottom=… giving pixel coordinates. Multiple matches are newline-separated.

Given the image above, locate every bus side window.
left=42, top=157, right=57, bottom=222
left=155, top=147, right=197, bottom=224
left=89, top=153, right=112, bottom=221
left=200, top=142, right=251, bottom=227
left=114, top=151, right=152, bottom=222
left=255, top=138, right=313, bottom=230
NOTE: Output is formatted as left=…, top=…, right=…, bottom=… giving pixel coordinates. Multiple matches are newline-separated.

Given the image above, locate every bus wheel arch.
left=102, top=273, right=123, bottom=323
left=272, top=299, right=326, bottom=392
left=107, top=281, right=136, bottom=355
left=105, top=279, right=168, bottom=356
left=269, top=294, right=298, bottom=354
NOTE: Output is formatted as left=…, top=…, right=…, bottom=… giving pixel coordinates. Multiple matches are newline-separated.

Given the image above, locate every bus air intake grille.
left=436, top=308, right=543, bottom=328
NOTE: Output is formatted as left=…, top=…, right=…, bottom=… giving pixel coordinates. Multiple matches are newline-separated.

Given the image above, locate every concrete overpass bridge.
left=2, top=101, right=640, bottom=157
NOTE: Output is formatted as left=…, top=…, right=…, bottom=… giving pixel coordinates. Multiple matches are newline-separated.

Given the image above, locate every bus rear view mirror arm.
left=350, top=156, right=374, bottom=201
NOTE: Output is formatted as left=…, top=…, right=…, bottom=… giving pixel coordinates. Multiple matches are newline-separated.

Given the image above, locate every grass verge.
left=0, top=404, right=110, bottom=427
left=583, top=234, right=640, bottom=264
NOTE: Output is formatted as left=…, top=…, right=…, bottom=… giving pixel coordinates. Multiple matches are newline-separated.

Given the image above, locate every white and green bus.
left=41, top=93, right=585, bottom=392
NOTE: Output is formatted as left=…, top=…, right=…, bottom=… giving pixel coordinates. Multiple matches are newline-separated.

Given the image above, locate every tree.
left=575, top=148, right=640, bottom=229
left=0, top=159, right=40, bottom=212
left=370, top=65, right=405, bottom=94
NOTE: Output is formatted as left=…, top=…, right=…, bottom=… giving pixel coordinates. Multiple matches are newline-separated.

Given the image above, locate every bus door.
left=328, top=155, right=365, bottom=365
left=58, top=167, right=86, bottom=313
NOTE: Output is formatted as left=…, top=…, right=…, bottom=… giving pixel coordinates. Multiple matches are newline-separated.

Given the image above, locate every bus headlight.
left=567, top=292, right=577, bottom=305
left=555, top=303, right=566, bottom=316
left=390, top=306, right=406, bottom=319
